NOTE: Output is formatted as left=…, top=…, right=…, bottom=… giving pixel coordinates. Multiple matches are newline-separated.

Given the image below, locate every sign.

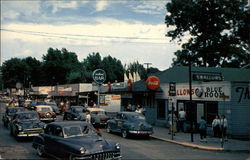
left=169, top=82, right=176, bottom=96
left=127, top=79, right=132, bottom=91
left=146, top=76, right=160, bottom=90
left=193, top=74, right=224, bottom=81
left=93, top=69, right=106, bottom=84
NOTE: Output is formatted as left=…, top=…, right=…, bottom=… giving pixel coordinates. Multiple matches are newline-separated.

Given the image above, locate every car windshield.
left=131, top=114, right=145, bottom=120
left=8, top=108, right=25, bottom=114
left=37, top=107, right=52, bottom=112
left=74, top=107, right=83, bottom=112
left=18, top=113, right=39, bottom=121
left=91, top=111, right=105, bottom=115
left=63, top=125, right=96, bottom=138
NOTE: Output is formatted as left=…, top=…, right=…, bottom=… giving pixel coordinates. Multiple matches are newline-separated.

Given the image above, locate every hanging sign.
left=146, top=76, right=160, bottom=90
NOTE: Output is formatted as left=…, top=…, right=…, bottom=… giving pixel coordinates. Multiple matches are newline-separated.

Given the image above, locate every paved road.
left=0, top=103, right=249, bottom=160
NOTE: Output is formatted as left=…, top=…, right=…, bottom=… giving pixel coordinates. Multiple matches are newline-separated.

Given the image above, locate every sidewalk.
left=151, top=126, right=250, bottom=153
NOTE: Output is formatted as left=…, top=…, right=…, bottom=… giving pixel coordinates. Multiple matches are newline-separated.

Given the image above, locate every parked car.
left=63, top=106, right=86, bottom=121
left=32, top=121, right=122, bottom=160
left=2, top=107, right=26, bottom=127
left=87, top=107, right=111, bottom=127
left=106, top=112, right=153, bottom=138
left=28, top=100, right=47, bottom=110
left=35, top=105, right=57, bottom=122
left=9, top=111, right=45, bottom=138
left=46, top=102, right=60, bottom=115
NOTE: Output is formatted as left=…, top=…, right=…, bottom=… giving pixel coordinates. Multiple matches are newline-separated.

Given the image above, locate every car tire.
left=106, top=124, right=112, bottom=133
left=37, top=144, right=45, bottom=157
left=122, top=130, right=128, bottom=138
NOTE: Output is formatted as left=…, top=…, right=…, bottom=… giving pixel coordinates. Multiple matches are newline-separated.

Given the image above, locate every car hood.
left=17, top=120, right=44, bottom=129
left=61, top=135, right=115, bottom=153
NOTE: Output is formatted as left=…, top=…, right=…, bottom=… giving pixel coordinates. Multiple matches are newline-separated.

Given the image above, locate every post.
left=189, top=58, right=194, bottom=142
left=171, top=102, right=174, bottom=140
left=97, top=84, right=100, bottom=107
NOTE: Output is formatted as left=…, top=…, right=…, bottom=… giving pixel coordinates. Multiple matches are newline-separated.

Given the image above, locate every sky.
left=1, top=0, right=182, bottom=71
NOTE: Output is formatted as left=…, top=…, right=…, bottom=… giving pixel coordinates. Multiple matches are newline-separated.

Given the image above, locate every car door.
left=115, top=113, right=125, bottom=132
left=43, top=125, right=57, bottom=155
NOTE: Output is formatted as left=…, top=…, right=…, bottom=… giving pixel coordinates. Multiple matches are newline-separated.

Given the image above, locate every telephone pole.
left=144, top=62, right=152, bottom=76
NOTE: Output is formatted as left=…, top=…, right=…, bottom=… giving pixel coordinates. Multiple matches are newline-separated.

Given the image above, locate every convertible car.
left=2, top=107, right=26, bottom=127
left=32, top=121, right=121, bottom=160
left=106, top=112, right=153, bottom=138
left=63, top=106, right=86, bottom=121
left=9, top=111, right=45, bottom=138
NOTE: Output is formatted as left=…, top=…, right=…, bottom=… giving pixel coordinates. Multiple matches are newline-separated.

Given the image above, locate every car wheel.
left=122, top=130, right=128, bottom=138
left=69, top=154, right=76, bottom=160
left=37, top=144, right=45, bottom=157
left=106, top=124, right=112, bottom=133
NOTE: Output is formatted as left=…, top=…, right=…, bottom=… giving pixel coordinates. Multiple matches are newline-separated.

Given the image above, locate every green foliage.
left=165, top=0, right=250, bottom=67
left=126, top=61, right=147, bottom=79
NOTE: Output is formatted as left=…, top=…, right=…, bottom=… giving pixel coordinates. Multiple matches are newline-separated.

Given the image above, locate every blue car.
left=106, top=112, right=153, bottom=138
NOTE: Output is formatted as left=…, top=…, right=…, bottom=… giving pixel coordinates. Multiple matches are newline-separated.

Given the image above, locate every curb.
left=151, top=135, right=223, bottom=151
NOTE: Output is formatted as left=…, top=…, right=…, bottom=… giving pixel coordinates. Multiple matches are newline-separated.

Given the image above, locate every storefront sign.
left=93, top=69, right=106, bottom=84
left=146, top=76, right=160, bottom=90
left=171, top=82, right=231, bottom=101
left=193, top=74, right=224, bottom=81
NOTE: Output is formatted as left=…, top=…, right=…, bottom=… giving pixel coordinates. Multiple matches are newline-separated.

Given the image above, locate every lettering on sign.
left=236, top=87, right=250, bottom=103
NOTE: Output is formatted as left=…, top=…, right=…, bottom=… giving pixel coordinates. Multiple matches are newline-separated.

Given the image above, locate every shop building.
left=112, top=66, right=250, bottom=138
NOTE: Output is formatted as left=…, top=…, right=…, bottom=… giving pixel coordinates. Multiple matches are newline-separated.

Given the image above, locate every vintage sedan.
left=2, top=107, right=26, bottom=127
left=35, top=105, right=57, bottom=122
left=46, top=102, right=60, bottom=115
left=32, top=121, right=121, bottom=160
left=63, top=106, right=86, bottom=121
left=9, top=111, right=45, bottom=138
left=106, top=112, right=153, bottom=138
left=87, top=107, right=111, bottom=126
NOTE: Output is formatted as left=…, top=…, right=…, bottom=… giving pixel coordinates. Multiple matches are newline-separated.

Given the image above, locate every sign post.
left=169, top=82, right=176, bottom=140
left=93, top=69, right=106, bottom=107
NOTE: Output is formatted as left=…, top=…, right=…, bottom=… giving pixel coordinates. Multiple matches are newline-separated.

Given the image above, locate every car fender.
left=33, top=135, right=45, bottom=147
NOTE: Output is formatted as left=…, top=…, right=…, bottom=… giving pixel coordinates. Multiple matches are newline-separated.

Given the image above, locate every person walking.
left=178, top=108, right=186, bottom=132
left=220, top=115, right=228, bottom=141
left=135, top=105, right=143, bottom=113
left=199, top=116, right=207, bottom=142
left=212, top=115, right=221, bottom=137
left=86, top=110, right=91, bottom=123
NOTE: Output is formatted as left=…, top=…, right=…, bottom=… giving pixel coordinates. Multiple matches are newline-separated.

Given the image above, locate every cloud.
left=45, top=1, right=79, bottom=13
left=96, top=0, right=108, bottom=11
left=132, top=1, right=169, bottom=15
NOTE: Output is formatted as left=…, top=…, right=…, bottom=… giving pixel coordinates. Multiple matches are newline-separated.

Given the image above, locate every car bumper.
left=70, top=152, right=121, bottom=160
left=40, top=118, right=56, bottom=121
left=17, top=131, right=43, bottom=137
left=128, top=130, right=153, bottom=135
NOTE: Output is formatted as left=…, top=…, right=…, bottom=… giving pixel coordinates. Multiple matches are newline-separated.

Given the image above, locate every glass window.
left=157, top=100, right=166, bottom=120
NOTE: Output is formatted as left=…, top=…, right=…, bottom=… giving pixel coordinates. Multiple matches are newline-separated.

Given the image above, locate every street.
left=0, top=103, right=249, bottom=160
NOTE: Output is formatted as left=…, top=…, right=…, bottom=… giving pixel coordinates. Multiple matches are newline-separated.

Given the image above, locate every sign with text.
left=193, top=73, right=224, bottom=81
left=93, top=69, right=106, bottom=84
left=169, top=82, right=176, bottom=96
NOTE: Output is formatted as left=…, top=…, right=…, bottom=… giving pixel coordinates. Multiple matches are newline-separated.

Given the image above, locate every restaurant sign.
left=193, top=74, right=224, bottom=81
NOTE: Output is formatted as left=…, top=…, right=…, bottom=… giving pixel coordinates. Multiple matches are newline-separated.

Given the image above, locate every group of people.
left=167, top=108, right=186, bottom=135
left=126, top=104, right=144, bottom=113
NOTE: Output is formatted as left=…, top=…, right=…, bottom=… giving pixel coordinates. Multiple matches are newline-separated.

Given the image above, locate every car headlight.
left=80, top=147, right=86, bottom=154
left=115, top=143, right=120, bottom=150
left=17, top=125, right=22, bottom=131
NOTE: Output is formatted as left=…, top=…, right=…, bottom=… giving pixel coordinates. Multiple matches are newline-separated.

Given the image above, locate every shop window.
left=157, top=100, right=166, bottom=120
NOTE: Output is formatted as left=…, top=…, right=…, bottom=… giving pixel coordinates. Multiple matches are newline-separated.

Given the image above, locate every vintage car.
left=106, top=112, right=153, bottom=138
left=46, top=102, right=60, bottom=115
left=28, top=100, right=47, bottom=110
left=9, top=111, right=45, bottom=138
left=87, top=107, right=111, bottom=126
left=63, top=106, right=86, bottom=121
left=2, top=107, right=26, bottom=127
left=32, top=121, right=121, bottom=160
left=35, top=105, right=57, bottom=122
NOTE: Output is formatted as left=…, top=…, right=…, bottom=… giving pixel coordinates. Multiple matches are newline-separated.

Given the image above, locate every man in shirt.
left=178, top=108, right=186, bottom=132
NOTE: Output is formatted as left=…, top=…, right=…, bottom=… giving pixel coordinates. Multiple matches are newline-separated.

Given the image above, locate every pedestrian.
left=86, top=110, right=91, bottom=123
left=126, top=104, right=132, bottom=111
left=135, top=105, right=143, bottom=113
left=220, top=115, right=228, bottom=141
left=167, top=111, right=177, bottom=135
left=178, top=108, right=186, bottom=132
left=131, top=104, right=136, bottom=111
left=212, top=115, right=221, bottom=137
left=199, top=116, right=207, bottom=142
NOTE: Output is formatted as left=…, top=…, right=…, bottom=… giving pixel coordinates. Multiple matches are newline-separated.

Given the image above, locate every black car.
left=2, top=107, right=26, bottom=127
left=9, top=111, right=45, bottom=138
left=63, top=106, right=86, bottom=121
left=32, top=121, right=121, bottom=160
left=106, top=112, right=153, bottom=138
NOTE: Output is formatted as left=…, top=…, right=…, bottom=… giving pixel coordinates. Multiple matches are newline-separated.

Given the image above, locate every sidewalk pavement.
left=151, top=126, right=250, bottom=153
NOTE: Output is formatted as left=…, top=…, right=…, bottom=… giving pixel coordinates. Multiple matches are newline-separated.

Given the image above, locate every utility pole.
left=144, top=63, right=152, bottom=76
left=189, top=56, right=194, bottom=142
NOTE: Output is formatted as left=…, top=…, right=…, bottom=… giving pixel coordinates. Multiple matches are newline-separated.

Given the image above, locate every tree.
left=42, top=48, right=81, bottom=85
left=126, top=61, right=147, bottom=79
left=102, top=55, right=124, bottom=82
left=165, top=0, right=250, bottom=67
left=23, top=57, right=42, bottom=87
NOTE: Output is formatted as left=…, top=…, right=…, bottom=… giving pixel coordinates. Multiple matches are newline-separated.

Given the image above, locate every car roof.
left=36, top=105, right=52, bottom=108
left=87, top=107, right=105, bottom=111
left=71, top=106, right=84, bottom=108
left=48, top=121, right=89, bottom=127
left=119, top=112, right=141, bottom=116
left=15, top=111, right=38, bottom=114
left=7, top=107, right=24, bottom=110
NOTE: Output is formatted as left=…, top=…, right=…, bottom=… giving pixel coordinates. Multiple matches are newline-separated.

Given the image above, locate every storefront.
left=113, top=66, right=250, bottom=138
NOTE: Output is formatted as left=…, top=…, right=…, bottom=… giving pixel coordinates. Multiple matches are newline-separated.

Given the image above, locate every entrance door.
left=196, top=103, right=204, bottom=123
left=157, top=100, right=166, bottom=120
